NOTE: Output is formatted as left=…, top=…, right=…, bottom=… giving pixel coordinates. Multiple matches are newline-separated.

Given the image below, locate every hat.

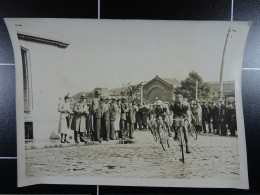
left=64, top=94, right=71, bottom=100
left=94, top=90, right=101, bottom=95
left=156, top=100, right=163, bottom=105
left=80, top=94, right=86, bottom=99
left=176, top=94, right=183, bottom=99
left=105, top=97, right=111, bottom=101
left=100, top=98, right=104, bottom=102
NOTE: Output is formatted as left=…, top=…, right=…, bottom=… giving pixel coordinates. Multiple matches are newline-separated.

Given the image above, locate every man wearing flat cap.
left=91, top=90, right=102, bottom=142
left=201, top=100, right=209, bottom=133
left=170, top=94, right=191, bottom=153
left=71, top=94, right=88, bottom=144
left=127, top=102, right=137, bottom=139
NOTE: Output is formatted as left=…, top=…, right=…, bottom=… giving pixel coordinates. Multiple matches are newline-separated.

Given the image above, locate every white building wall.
left=19, top=39, right=71, bottom=140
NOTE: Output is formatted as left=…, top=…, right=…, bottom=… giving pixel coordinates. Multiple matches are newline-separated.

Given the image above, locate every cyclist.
left=170, top=94, right=191, bottom=153
left=153, top=100, right=172, bottom=137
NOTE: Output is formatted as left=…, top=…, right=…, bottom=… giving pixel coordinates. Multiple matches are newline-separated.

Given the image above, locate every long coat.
left=58, top=101, right=71, bottom=134
left=115, top=103, right=121, bottom=130
left=92, top=98, right=102, bottom=119
left=101, top=103, right=110, bottom=121
left=71, top=102, right=89, bottom=132
left=110, top=102, right=118, bottom=121
left=192, top=104, right=202, bottom=126
left=213, top=105, right=220, bottom=130
left=121, top=103, right=129, bottom=121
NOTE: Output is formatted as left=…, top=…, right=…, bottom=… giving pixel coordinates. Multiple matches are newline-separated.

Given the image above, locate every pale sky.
left=13, top=19, right=250, bottom=94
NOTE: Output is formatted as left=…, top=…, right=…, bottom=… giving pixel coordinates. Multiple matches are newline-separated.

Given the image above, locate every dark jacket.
left=127, top=107, right=136, bottom=124
left=201, top=104, right=209, bottom=119
left=92, top=98, right=102, bottom=119
left=101, top=103, right=110, bottom=121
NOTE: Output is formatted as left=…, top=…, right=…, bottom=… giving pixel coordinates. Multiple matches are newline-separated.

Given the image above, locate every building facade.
left=18, top=31, right=70, bottom=140
left=142, top=75, right=180, bottom=104
left=206, top=81, right=235, bottom=102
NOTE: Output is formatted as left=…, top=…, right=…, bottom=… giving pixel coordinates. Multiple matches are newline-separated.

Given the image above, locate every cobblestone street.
left=26, top=131, right=240, bottom=180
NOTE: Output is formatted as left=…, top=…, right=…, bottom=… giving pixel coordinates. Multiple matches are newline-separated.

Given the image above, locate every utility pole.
left=219, top=27, right=236, bottom=100
left=195, top=80, right=198, bottom=100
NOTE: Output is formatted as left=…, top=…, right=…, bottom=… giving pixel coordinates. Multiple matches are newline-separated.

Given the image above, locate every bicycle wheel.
left=179, top=127, right=185, bottom=162
left=158, top=125, right=167, bottom=151
left=151, top=128, right=158, bottom=142
left=165, top=126, right=171, bottom=148
left=189, top=123, right=198, bottom=140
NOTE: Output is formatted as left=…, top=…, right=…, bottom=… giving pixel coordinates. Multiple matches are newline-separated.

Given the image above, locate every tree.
left=120, top=82, right=145, bottom=103
left=175, top=71, right=210, bottom=101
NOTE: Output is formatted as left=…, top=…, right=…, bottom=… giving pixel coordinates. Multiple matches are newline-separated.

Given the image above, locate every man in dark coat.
left=228, top=102, right=237, bottom=136
left=141, top=103, right=149, bottom=130
left=201, top=100, right=209, bottom=133
left=101, top=97, right=111, bottom=141
left=91, top=90, right=102, bottom=142
left=127, top=102, right=137, bottom=139
left=212, top=102, right=220, bottom=134
left=219, top=100, right=227, bottom=136
left=136, top=104, right=143, bottom=130
left=208, top=101, right=215, bottom=133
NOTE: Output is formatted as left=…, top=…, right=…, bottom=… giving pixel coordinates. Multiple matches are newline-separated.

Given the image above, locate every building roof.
left=161, top=77, right=181, bottom=87
left=143, top=75, right=180, bottom=89
left=17, top=31, right=70, bottom=49
left=206, top=81, right=235, bottom=85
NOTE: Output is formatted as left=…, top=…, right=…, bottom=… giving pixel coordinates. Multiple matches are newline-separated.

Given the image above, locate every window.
left=21, top=47, right=33, bottom=114
left=25, top=122, right=33, bottom=139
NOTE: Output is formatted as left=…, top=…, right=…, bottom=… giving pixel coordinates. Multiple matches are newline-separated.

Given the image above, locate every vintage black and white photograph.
left=5, top=19, right=250, bottom=188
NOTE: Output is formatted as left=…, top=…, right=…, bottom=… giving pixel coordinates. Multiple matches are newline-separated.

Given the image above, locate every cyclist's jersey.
left=153, top=106, right=168, bottom=119
left=172, top=102, right=190, bottom=119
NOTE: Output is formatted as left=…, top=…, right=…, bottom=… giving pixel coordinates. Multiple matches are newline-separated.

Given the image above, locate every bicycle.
left=173, top=117, right=186, bottom=162
left=156, top=117, right=171, bottom=151
left=148, top=118, right=159, bottom=142
left=188, top=122, right=198, bottom=140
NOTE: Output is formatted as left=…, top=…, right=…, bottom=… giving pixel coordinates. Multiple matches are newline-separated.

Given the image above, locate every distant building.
left=94, top=87, right=109, bottom=98
left=109, top=86, right=128, bottom=98
left=142, top=75, right=180, bottom=104
left=206, top=81, right=235, bottom=102
left=72, top=88, right=109, bottom=103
